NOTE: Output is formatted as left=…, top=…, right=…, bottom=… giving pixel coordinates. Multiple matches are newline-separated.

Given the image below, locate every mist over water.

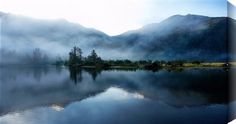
left=0, top=6, right=234, bottom=123
left=0, top=66, right=232, bottom=124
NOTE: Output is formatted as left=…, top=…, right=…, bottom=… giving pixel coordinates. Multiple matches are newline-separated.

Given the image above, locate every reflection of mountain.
left=1, top=12, right=235, bottom=62
left=0, top=66, right=229, bottom=115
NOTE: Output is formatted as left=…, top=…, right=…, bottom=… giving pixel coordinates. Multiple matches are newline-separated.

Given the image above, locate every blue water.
left=0, top=66, right=230, bottom=124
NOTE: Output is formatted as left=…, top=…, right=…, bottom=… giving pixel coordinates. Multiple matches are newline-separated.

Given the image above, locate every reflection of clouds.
left=229, top=119, right=236, bottom=124
left=0, top=113, right=27, bottom=124
left=0, top=67, right=229, bottom=116
left=51, top=104, right=64, bottom=112
left=0, top=66, right=107, bottom=116
left=0, top=86, right=228, bottom=124
left=133, top=93, right=144, bottom=99
left=90, top=87, right=145, bottom=101
left=0, top=107, right=57, bottom=124
left=97, top=69, right=228, bottom=107
left=1, top=87, right=146, bottom=124
left=230, top=101, right=236, bottom=122
left=0, top=67, right=229, bottom=124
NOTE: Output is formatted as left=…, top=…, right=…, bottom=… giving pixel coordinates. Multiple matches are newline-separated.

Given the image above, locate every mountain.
left=0, top=12, right=110, bottom=54
left=0, top=12, right=235, bottom=63
left=0, top=12, right=113, bottom=64
left=113, top=14, right=234, bottom=61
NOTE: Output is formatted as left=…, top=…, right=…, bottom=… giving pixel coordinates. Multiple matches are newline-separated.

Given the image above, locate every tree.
left=69, top=46, right=83, bottom=66
left=55, top=56, right=64, bottom=65
left=32, top=48, right=42, bottom=63
left=86, top=50, right=102, bottom=65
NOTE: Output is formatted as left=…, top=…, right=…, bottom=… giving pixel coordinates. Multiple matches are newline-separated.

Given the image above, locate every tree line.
left=53, top=46, right=204, bottom=70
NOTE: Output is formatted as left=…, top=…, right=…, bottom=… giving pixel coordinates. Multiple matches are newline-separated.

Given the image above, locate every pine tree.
left=69, top=46, right=83, bottom=66
left=87, top=50, right=101, bottom=65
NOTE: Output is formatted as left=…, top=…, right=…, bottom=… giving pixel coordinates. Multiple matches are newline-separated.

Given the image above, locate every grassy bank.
left=76, top=62, right=235, bottom=70
left=183, top=62, right=227, bottom=67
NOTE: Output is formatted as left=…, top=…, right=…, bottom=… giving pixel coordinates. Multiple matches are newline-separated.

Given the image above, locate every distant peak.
left=185, top=14, right=209, bottom=18
left=164, top=14, right=210, bottom=23
left=168, top=14, right=184, bottom=19
left=169, top=14, right=209, bottom=19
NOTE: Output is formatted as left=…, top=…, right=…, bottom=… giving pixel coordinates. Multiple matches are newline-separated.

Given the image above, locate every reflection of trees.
left=69, top=67, right=82, bottom=84
left=1, top=67, right=230, bottom=116
left=67, top=67, right=229, bottom=105
left=83, top=68, right=102, bottom=81
left=166, top=68, right=183, bottom=72
left=0, top=66, right=50, bottom=82
left=68, top=67, right=102, bottom=82
left=55, top=65, right=62, bottom=74
left=32, top=66, right=49, bottom=81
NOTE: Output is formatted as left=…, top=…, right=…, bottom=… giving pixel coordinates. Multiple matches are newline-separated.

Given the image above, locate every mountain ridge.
left=0, top=11, right=234, bottom=63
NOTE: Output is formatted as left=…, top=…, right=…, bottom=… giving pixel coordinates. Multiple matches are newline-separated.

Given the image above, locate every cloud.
left=228, top=0, right=236, bottom=6
left=0, top=0, right=227, bottom=35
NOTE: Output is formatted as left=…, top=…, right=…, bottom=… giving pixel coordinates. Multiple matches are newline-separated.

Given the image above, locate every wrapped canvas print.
left=0, top=0, right=235, bottom=124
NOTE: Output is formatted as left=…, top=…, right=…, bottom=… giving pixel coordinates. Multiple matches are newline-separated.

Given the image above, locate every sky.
left=0, top=0, right=228, bottom=35
left=229, top=0, right=236, bottom=19
left=229, top=0, right=236, bottom=6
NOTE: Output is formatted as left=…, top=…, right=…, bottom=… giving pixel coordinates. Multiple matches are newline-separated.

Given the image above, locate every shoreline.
left=78, top=62, right=235, bottom=70
left=1, top=62, right=235, bottom=69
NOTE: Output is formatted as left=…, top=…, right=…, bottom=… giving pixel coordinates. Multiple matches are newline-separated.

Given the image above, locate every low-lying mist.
left=0, top=12, right=233, bottom=64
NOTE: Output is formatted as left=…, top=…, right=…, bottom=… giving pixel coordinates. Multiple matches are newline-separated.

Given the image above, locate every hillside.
left=0, top=12, right=235, bottom=64
left=113, top=14, right=234, bottom=61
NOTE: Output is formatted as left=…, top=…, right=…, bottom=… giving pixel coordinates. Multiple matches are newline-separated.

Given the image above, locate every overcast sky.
left=0, top=0, right=228, bottom=35
left=229, top=0, right=236, bottom=6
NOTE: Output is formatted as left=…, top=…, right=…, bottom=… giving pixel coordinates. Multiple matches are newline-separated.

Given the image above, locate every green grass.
left=72, top=62, right=235, bottom=71
left=183, top=62, right=225, bottom=67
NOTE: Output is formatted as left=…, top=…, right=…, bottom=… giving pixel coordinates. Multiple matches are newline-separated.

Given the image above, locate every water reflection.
left=83, top=68, right=102, bottom=81
left=69, top=67, right=82, bottom=84
left=0, top=66, right=232, bottom=124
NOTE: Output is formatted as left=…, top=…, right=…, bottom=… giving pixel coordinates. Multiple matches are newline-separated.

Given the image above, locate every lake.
left=0, top=66, right=233, bottom=124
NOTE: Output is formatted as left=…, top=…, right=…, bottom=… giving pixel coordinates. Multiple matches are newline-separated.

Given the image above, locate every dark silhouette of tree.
left=167, top=60, right=184, bottom=67
left=55, top=56, right=64, bottom=65
left=41, top=54, right=49, bottom=64
left=29, top=48, right=49, bottom=65
left=191, top=61, right=202, bottom=65
left=144, top=61, right=161, bottom=72
left=86, top=50, right=102, bottom=65
left=69, top=46, right=82, bottom=66
left=32, top=48, right=42, bottom=64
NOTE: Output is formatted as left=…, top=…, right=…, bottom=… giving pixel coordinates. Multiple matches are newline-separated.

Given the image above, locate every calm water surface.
left=0, top=66, right=231, bottom=124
